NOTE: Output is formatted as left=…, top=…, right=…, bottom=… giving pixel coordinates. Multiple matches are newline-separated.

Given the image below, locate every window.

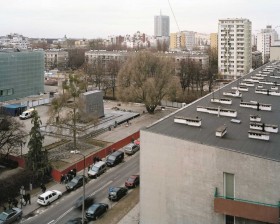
left=224, top=172, right=235, bottom=224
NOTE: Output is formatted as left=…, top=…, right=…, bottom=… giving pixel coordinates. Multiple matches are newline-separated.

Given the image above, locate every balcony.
left=214, top=188, right=279, bottom=224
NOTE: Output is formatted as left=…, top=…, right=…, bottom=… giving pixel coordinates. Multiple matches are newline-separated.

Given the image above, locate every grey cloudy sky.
left=1, top=0, right=279, bottom=39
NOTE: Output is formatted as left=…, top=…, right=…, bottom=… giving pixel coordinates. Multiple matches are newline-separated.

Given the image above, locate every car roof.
left=39, top=190, right=57, bottom=197
left=129, top=175, right=139, bottom=179
left=93, top=161, right=106, bottom=167
left=111, top=150, right=124, bottom=156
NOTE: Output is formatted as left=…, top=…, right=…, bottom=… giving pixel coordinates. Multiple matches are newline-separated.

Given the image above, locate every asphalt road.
left=21, top=153, right=139, bottom=224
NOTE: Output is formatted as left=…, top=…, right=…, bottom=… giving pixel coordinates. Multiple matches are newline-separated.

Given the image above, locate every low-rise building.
left=44, top=49, right=69, bottom=71
left=140, top=61, right=280, bottom=224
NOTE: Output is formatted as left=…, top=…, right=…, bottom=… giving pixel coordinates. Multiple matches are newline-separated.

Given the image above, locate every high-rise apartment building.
left=218, top=18, right=252, bottom=79
left=154, top=13, right=170, bottom=37
left=0, top=49, right=44, bottom=102
left=257, top=25, right=279, bottom=63
left=210, top=33, right=218, bottom=50
left=169, top=32, right=185, bottom=50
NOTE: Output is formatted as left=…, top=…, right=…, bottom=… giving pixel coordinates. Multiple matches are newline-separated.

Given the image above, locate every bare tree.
left=117, top=51, right=174, bottom=113
left=107, top=59, right=121, bottom=98
left=0, top=116, right=27, bottom=157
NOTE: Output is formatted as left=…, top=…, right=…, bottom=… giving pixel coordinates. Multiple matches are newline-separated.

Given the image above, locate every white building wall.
left=140, top=131, right=280, bottom=224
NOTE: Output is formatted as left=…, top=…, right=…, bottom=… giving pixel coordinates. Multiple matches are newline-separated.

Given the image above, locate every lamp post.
left=71, top=150, right=86, bottom=224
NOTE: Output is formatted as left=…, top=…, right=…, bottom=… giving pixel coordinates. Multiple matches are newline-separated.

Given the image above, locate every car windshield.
left=38, top=196, right=44, bottom=200
left=88, top=204, right=99, bottom=213
left=71, top=178, right=79, bottom=183
left=91, top=166, right=99, bottom=172
left=108, top=155, right=116, bottom=160
left=127, top=177, right=135, bottom=182
left=0, top=212, right=9, bottom=221
left=124, top=146, right=132, bottom=151
left=110, top=191, right=117, bottom=196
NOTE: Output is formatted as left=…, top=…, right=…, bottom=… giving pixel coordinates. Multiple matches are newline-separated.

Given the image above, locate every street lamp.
left=70, top=150, right=86, bottom=224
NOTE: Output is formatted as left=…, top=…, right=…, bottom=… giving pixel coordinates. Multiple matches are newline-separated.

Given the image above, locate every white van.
left=37, top=190, right=62, bottom=206
left=88, top=161, right=107, bottom=178
left=19, top=108, right=35, bottom=120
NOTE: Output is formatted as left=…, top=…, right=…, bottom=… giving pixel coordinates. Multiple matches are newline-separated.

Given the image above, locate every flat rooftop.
left=145, top=61, right=280, bottom=162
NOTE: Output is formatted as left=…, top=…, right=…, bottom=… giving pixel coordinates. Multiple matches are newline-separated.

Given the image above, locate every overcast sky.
left=1, top=0, right=279, bottom=39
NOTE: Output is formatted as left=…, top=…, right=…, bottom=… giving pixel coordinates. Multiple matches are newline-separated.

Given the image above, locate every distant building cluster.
left=0, top=33, right=30, bottom=49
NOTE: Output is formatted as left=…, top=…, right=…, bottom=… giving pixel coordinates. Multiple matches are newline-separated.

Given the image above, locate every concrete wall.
left=270, top=46, right=280, bottom=61
left=140, top=130, right=280, bottom=224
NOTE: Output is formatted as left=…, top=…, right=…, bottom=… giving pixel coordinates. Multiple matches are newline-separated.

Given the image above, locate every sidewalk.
left=20, top=179, right=68, bottom=218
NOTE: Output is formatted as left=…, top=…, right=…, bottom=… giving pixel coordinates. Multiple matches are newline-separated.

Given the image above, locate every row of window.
left=0, top=88, right=14, bottom=97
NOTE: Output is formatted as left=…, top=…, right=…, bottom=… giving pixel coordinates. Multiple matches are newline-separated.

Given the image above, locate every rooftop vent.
left=250, top=115, right=261, bottom=122
left=210, top=98, right=232, bottom=105
left=223, top=90, right=242, bottom=98
left=240, top=101, right=272, bottom=111
left=231, top=119, right=241, bottom=124
left=197, top=106, right=237, bottom=117
left=248, top=130, right=269, bottom=141
left=250, top=122, right=278, bottom=133
left=216, top=125, right=227, bottom=137
left=231, top=86, right=249, bottom=92
left=174, top=116, right=202, bottom=127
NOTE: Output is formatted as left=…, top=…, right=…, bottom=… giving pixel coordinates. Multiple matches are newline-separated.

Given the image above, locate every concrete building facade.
left=154, top=14, right=170, bottom=37
left=218, top=18, right=252, bottom=79
left=0, top=50, right=44, bottom=102
left=252, top=51, right=262, bottom=69
left=270, top=46, right=280, bottom=61
left=140, top=62, right=280, bottom=224
left=257, top=25, right=279, bottom=63
left=44, top=49, right=69, bottom=71
left=210, top=33, right=218, bottom=50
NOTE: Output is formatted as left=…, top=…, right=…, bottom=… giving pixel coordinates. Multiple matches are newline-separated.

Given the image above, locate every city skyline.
left=1, top=0, right=280, bottom=39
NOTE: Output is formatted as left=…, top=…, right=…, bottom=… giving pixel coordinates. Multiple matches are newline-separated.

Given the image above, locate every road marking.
left=52, top=206, right=74, bottom=224
left=89, top=180, right=113, bottom=197
left=47, top=220, right=55, bottom=224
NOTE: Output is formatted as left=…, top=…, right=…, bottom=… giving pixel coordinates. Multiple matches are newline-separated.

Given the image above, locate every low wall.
left=51, top=131, right=140, bottom=182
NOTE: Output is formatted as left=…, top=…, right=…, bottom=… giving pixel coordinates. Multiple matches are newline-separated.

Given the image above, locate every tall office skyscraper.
left=154, top=13, right=170, bottom=37
left=218, top=18, right=252, bottom=79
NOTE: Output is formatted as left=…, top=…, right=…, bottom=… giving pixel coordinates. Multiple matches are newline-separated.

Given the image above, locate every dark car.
left=65, top=217, right=88, bottom=224
left=108, top=187, right=128, bottom=201
left=66, top=175, right=86, bottom=191
left=85, top=203, right=109, bottom=220
left=125, top=175, right=140, bottom=188
left=74, top=196, right=95, bottom=210
left=0, top=208, right=22, bottom=224
left=106, top=151, right=124, bottom=167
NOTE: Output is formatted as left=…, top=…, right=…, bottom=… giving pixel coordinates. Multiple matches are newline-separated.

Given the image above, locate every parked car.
left=66, top=175, right=86, bottom=191
left=65, top=217, right=88, bottom=224
left=124, top=143, right=140, bottom=155
left=87, top=161, right=107, bottom=179
left=106, top=150, right=124, bottom=167
left=19, top=108, right=34, bottom=120
left=74, top=196, right=95, bottom=210
left=85, top=203, right=109, bottom=220
left=0, top=208, right=22, bottom=224
left=125, top=175, right=140, bottom=188
left=37, top=190, right=62, bottom=206
left=108, top=187, right=128, bottom=201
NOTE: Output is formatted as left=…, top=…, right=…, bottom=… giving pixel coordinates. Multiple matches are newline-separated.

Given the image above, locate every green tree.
left=117, top=51, right=174, bottom=113
left=27, top=110, right=50, bottom=177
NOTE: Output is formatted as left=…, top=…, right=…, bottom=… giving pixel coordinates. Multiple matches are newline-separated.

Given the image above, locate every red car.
left=125, top=175, right=140, bottom=188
